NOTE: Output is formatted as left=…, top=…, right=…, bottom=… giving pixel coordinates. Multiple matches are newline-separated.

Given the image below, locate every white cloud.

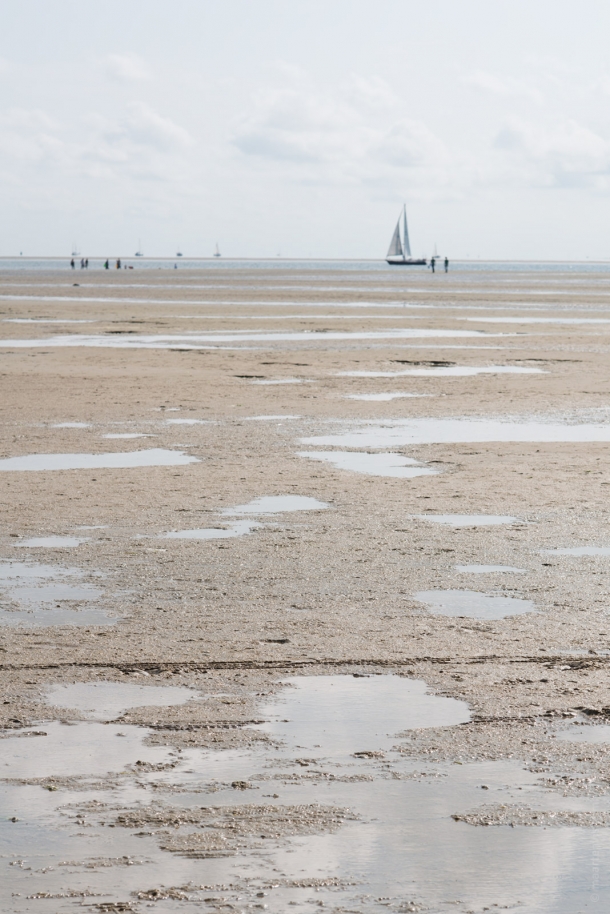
left=465, top=69, right=543, bottom=104
left=104, top=53, right=151, bottom=83
left=0, top=103, right=194, bottom=187
left=232, top=71, right=452, bottom=193
left=493, top=117, right=610, bottom=188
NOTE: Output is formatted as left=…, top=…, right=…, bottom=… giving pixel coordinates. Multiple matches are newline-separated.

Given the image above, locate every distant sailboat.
left=71, top=243, right=80, bottom=257
left=213, top=243, right=221, bottom=258
left=386, top=206, right=426, bottom=266
left=135, top=239, right=143, bottom=257
left=176, top=249, right=183, bottom=257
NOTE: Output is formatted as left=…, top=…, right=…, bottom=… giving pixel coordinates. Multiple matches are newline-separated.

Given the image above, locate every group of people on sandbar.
left=71, top=258, right=124, bottom=269
left=429, top=257, right=449, bottom=273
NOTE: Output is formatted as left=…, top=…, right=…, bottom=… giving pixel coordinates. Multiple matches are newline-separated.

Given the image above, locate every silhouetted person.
left=85, top=258, right=89, bottom=269
left=70, top=258, right=75, bottom=269
left=116, top=258, right=121, bottom=269
left=80, top=258, right=85, bottom=269
left=430, top=257, right=435, bottom=273
left=444, top=257, right=449, bottom=273
left=104, top=259, right=109, bottom=269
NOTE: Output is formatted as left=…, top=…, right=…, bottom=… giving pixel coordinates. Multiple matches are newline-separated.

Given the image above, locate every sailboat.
left=213, top=243, right=221, bottom=258
left=135, top=239, right=143, bottom=257
left=386, top=206, right=426, bottom=266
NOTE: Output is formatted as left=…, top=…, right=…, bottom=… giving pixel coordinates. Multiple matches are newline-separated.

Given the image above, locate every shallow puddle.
left=225, top=495, right=329, bottom=515
left=0, top=561, right=111, bottom=627
left=14, top=536, right=87, bottom=549
left=162, top=497, right=327, bottom=541
left=0, top=448, right=198, bottom=471
left=0, top=328, right=502, bottom=349
left=542, top=546, right=610, bottom=556
left=251, top=377, right=310, bottom=385
left=0, top=721, right=170, bottom=778
left=415, top=513, right=519, bottom=526
left=260, top=674, right=471, bottom=756
left=342, top=365, right=542, bottom=377
left=163, top=520, right=259, bottom=540
left=3, top=674, right=610, bottom=913
left=299, top=450, right=438, bottom=478
left=241, top=414, right=301, bottom=420
left=302, top=417, right=610, bottom=448
left=557, top=724, right=610, bottom=744
left=51, top=422, right=91, bottom=429
left=103, top=432, right=150, bottom=439
left=415, top=589, right=536, bottom=619
left=3, top=317, right=93, bottom=323
left=165, top=418, right=208, bottom=425
left=45, top=682, right=200, bottom=721
left=457, top=564, right=527, bottom=573
left=345, top=392, right=428, bottom=401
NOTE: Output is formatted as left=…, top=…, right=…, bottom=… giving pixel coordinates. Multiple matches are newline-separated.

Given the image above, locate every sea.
left=2, top=258, right=610, bottom=274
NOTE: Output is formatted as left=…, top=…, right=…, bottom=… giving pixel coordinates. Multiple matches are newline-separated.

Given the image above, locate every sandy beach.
left=2, top=263, right=610, bottom=911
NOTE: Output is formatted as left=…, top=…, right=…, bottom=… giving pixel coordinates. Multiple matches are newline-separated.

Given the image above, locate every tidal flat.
left=2, top=263, right=610, bottom=912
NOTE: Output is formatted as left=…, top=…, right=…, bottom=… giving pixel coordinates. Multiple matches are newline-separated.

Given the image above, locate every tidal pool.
left=51, top=422, right=91, bottom=429
left=301, top=417, right=610, bottom=448
left=165, top=418, right=208, bottom=425
left=44, top=682, right=200, bottom=721
left=224, top=495, right=329, bottom=515
left=415, top=589, right=536, bottom=619
left=241, top=414, right=301, bottom=420
left=260, top=674, right=471, bottom=756
left=0, top=721, right=170, bottom=778
left=415, top=514, right=519, bottom=526
left=457, top=564, right=527, bottom=573
left=251, top=378, right=310, bottom=385
left=0, top=328, right=503, bottom=349
left=163, top=520, right=259, bottom=540
left=13, top=536, right=87, bottom=549
left=542, top=546, right=610, bottom=556
left=0, top=448, right=198, bottom=471
left=0, top=561, right=110, bottom=627
left=557, top=723, right=610, bottom=744
left=2, top=674, right=610, bottom=913
left=299, top=450, right=437, bottom=478
left=341, top=365, right=541, bottom=378
left=345, top=392, right=428, bottom=401
left=162, top=497, right=327, bottom=541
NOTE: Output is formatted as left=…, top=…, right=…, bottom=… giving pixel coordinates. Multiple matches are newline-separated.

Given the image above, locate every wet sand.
left=2, top=265, right=610, bottom=911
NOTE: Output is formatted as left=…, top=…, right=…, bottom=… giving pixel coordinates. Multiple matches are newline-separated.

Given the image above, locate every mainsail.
left=386, top=218, right=403, bottom=259
left=402, top=206, right=412, bottom=258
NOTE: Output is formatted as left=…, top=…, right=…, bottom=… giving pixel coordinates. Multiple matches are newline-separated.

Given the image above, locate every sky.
left=3, top=0, right=610, bottom=260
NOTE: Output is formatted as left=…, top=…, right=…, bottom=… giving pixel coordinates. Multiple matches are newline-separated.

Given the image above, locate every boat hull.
left=386, top=257, right=427, bottom=266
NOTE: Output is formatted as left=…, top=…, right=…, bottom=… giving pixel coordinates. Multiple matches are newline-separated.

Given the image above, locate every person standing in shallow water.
left=104, top=259, right=109, bottom=269
left=116, top=258, right=121, bottom=269
left=444, top=257, right=449, bottom=273
left=70, top=258, right=75, bottom=269
left=430, top=256, right=435, bottom=273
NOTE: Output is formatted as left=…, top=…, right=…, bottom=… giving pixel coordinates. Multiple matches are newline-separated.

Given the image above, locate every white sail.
left=386, top=218, right=403, bottom=259
left=402, top=206, right=412, bottom=258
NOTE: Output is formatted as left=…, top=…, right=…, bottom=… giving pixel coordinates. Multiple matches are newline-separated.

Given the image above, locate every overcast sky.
left=3, top=1, right=610, bottom=260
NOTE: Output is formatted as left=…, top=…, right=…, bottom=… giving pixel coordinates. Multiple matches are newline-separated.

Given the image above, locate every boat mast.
left=402, top=205, right=412, bottom=260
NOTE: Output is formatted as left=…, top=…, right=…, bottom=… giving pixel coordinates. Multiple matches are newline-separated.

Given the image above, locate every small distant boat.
left=71, top=243, right=80, bottom=257
left=176, top=250, right=183, bottom=257
left=213, top=243, right=221, bottom=258
left=386, top=206, right=426, bottom=266
left=135, top=238, right=143, bottom=257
